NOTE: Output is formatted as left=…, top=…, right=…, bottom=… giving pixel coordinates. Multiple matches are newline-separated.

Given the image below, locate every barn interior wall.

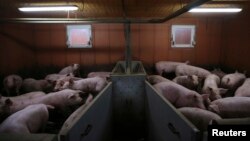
left=31, top=16, right=223, bottom=75
left=0, top=15, right=230, bottom=78
left=0, top=24, right=35, bottom=77
left=221, top=9, right=250, bottom=74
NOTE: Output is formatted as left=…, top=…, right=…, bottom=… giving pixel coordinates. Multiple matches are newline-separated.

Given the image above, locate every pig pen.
left=1, top=61, right=245, bottom=141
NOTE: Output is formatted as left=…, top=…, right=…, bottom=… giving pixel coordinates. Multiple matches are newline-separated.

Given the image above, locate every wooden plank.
left=93, top=24, right=110, bottom=66
left=139, top=24, right=155, bottom=66
left=154, top=23, right=169, bottom=62
left=109, top=24, right=125, bottom=64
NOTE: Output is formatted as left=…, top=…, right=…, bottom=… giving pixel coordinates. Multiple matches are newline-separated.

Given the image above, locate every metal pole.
left=124, top=22, right=131, bottom=74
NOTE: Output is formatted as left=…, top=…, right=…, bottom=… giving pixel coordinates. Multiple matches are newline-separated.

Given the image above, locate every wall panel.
left=0, top=24, right=35, bottom=76
left=0, top=16, right=224, bottom=76
left=222, top=12, right=250, bottom=73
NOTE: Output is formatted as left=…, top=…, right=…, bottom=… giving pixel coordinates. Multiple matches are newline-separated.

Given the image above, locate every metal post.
left=124, top=22, right=132, bottom=74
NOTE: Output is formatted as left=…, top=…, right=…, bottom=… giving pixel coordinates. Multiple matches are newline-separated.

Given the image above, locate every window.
left=171, top=25, right=196, bottom=48
left=66, top=25, right=92, bottom=48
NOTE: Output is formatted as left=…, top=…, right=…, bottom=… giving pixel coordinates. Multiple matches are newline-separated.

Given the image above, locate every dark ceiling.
left=0, top=0, right=249, bottom=23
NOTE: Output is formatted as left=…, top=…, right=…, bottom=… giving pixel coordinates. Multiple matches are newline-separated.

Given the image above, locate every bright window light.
left=18, top=6, right=78, bottom=12
left=189, top=8, right=242, bottom=13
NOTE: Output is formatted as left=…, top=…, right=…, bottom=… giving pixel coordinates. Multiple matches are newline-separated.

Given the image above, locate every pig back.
left=176, top=64, right=211, bottom=78
left=208, top=97, right=250, bottom=118
left=235, top=78, right=250, bottom=97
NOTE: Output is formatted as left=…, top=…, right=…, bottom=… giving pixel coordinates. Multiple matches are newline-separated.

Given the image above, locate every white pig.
left=155, top=61, right=189, bottom=75
left=0, top=89, right=84, bottom=117
left=172, top=75, right=199, bottom=90
left=211, top=68, right=226, bottom=79
left=153, top=81, right=209, bottom=109
left=87, top=71, right=111, bottom=80
left=221, top=71, right=246, bottom=91
left=0, top=104, right=52, bottom=133
left=147, top=75, right=171, bottom=85
left=208, top=97, right=250, bottom=118
left=0, top=91, right=46, bottom=103
left=45, top=73, right=74, bottom=82
left=235, top=78, right=250, bottom=97
left=175, top=64, right=211, bottom=79
left=54, top=76, right=107, bottom=95
left=22, top=78, right=54, bottom=93
left=202, top=74, right=227, bottom=101
left=59, top=64, right=80, bottom=77
left=3, top=74, right=22, bottom=96
left=178, top=107, right=221, bottom=131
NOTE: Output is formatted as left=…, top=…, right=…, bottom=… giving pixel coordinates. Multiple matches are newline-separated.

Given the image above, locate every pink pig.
left=178, top=107, right=221, bottom=131
left=3, top=74, right=22, bottom=96
left=153, top=81, right=209, bottom=109
left=235, top=78, right=250, bottom=97
left=0, top=104, right=52, bottom=133
left=147, top=75, right=171, bottom=85
left=59, top=64, right=80, bottom=77
left=172, top=75, right=199, bottom=90
left=54, top=76, right=107, bottom=95
left=208, top=97, right=250, bottom=118
left=202, top=74, right=227, bottom=101
left=155, top=61, right=189, bottom=75
left=22, top=78, right=54, bottom=93
left=175, top=64, right=211, bottom=79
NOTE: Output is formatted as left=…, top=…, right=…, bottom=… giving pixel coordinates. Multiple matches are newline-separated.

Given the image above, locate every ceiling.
left=0, top=0, right=249, bottom=23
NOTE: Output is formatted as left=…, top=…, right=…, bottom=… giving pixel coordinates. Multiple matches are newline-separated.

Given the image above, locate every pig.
left=221, top=71, right=246, bottom=92
left=0, top=89, right=84, bottom=118
left=3, top=74, right=22, bottom=96
left=0, top=91, right=46, bottom=103
left=172, top=75, right=199, bottom=90
left=22, top=78, right=54, bottom=93
left=178, top=107, right=221, bottom=131
left=0, top=104, right=52, bottom=133
left=153, top=81, right=209, bottom=109
left=59, top=64, right=80, bottom=77
left=54, top=76, right=107, bottom=95
left=87, top=71, right=111, bottom=81
left=155, top=61, right=189, bottom=75
left=175, top=64, right=211, bottom=79
left=208, top=97, right=250, bottom=118
left=202, top=74, right=227, bottom=101
left=45, top=73, right=74, bottom=82
left=235, top=78, right=250, bottom=97
left=211, top=68, right=226, bottom=79
left=147, top=75, right=171, bottom=85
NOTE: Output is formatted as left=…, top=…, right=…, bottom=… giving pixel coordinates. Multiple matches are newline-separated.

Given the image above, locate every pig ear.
left=219, top=88, right=228, bottom=95
left=5, top=99, right=13, bottom=106
left=208, top=105, right=220, bottom=114
left=68, top=93, right=76, bottom=99
left=185, top=60, right=190, bottom=64
left=46, top=105, right=55, bottom=110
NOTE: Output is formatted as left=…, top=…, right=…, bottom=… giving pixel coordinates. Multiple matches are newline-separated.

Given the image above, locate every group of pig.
left=0, top=64, right=110, bottom=134
left=148, top=61, right=249, bottom=131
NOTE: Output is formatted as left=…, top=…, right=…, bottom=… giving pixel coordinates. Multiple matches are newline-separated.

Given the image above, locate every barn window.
left=171, top=25, right=196, bottom=48
left=66, top=25, right=92, bottom=48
